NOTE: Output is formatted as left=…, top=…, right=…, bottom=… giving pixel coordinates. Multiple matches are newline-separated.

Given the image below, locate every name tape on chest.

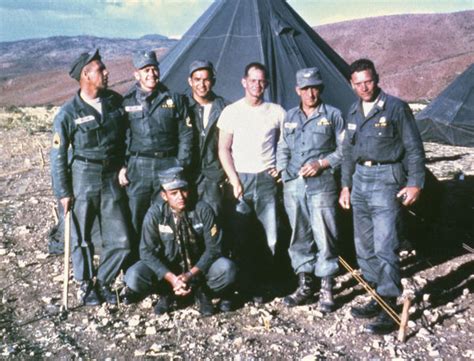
left=74, top=115, right=95, bottom=125
left=284, top=122, right=298, bottom=129
left=348, top=123, right=357, bottom=131
left=159, top=224, right=173, bottom=234
left=125, top=105, right=143, bottom=112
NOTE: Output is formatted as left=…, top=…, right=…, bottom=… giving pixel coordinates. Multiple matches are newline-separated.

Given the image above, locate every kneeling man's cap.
left=189, top=59, right=215, bottom=77
left=159, top=167, right=188, bottom=191
left=133, top=50, right=159, bottom=69
left=296, top=67, right=323, bottom=88
left=69, top=49, right=101, bottom=81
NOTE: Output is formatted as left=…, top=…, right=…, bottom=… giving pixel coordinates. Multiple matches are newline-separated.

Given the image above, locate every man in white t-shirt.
left=218, top=62, right=286, bottom=302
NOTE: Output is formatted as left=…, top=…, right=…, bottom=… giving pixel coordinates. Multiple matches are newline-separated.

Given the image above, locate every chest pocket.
left=283, top=126, right=296, bottom=147
left=312, top=125, right=334, bottom=149
left=75, top=119, right=101, bottom=148
left=154, top=106, right=178, bottom=134
left=128, top=109, right=151, bottom=137
left=158, top=230, right=177, bottom=259
left=104, top=109, right=125, bottom=141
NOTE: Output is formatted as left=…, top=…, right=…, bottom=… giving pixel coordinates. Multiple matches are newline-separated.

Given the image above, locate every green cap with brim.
left=69, top=49, right=101, bottom=81
left=159, top=167, right=188, bottom=191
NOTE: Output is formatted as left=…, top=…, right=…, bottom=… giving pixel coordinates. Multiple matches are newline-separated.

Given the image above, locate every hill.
left=0, top=11, right=472, bottom=106
left=0, top=35, right=176, bottom=106
left=315, top=10, right=474, bottom=102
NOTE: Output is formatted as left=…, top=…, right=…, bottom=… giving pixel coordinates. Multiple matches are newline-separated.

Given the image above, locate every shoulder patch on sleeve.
left=52, top=132, right=61, bottom=149
left=186, top=116, right=192, bottom=127
left=210, top=224, right=218, bottom=237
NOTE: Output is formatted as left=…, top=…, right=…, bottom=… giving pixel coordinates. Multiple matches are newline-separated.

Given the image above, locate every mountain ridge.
left=1, top=10, right=472, bottom=106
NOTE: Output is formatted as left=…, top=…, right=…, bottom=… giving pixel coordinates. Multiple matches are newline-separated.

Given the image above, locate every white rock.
left=35, top=252, right=49, bottom=260
left=301, top=355, right=317, bottom=361
left=417, top=327, right=431, bottom=338
left=97, top=307, right=108, bottom=317
left=140, top=298, right=153, bottom=309
left=41, top=297, right=53, bottom=304
left=210, top=333, right=225, bottom=343
left=128, top=315, right=141, bottom=327
left=372, top=340, right=381, bottom=349
left=149, top=343, right=161, bottom=352
left=145, top=326, right=156, bottom=335
left=233, top=337, right=243, bottom=347
left=134, top=350, right=146, bottom=357
left=422, top=294, right=430, bottom=302
left=429, top=350, right=440, bottom=357
left=0, top=249, right=7, bottom=256
left=270, top=344, right=281, bottom=352
left=18, top=260, right=27, bottom=268
left=462, top=288, right=470, bottom=296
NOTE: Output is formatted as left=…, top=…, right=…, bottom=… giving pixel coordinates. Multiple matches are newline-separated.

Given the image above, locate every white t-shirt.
left=217, top=98, right=286, bottom=173
left=202, top=103, right=212, bottom=129
left=81, top=93, right=103, bottom=115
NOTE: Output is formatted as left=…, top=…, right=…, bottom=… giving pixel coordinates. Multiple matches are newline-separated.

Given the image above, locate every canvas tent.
left=159, top=0, right=356, bottom=112
left=416, top=63, right=474, bottom=147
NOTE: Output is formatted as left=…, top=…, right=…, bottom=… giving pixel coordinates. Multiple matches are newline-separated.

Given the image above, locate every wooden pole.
left=62, top=211, right=71, bottom=311
left=397, top=298, right=411, bottom=342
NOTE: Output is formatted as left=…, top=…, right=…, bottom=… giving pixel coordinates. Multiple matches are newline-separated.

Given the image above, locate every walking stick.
left=339, top=256, right=412, bottom=342
left=61, top=211, right=71, bottom=316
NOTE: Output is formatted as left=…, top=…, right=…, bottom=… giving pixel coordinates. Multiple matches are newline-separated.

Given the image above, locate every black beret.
left=69, top=49, right=101, bottom=81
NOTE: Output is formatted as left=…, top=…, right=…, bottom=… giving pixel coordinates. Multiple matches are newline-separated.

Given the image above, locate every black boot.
left=77, top=280, right=101, bottom=306
left=154, top=293, right=174, bottom=315
left=218, top=289, right=235, bottom=313
left=120, top=286, right=143, bottom=305
left=365, top=298, right=398, bottom=335
left=97, top=281, right=118, bottom=305
left=283, top=273, right=315, bottom=307
left=351, top=298, right=382, bottom=319
left=195, top=286, right=216, bottom=316
left=318, top=277, right=335, bottom=313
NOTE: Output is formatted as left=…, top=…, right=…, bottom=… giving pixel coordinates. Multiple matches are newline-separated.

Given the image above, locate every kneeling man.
left=122, top=167, right=237, bottom=316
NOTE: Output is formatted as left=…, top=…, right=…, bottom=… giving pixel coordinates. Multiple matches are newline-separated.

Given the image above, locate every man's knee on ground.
left=206, top=257, right=238, bottom=293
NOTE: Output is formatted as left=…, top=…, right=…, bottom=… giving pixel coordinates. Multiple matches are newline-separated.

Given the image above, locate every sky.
left=0, top=0, right=472, bottom=42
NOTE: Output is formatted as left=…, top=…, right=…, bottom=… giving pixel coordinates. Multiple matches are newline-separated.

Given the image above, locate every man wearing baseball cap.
left=184, top=59, right=229, bottom=217
left=119, top=50, right=193, bottom=258
left=121, top=167, right=237, bottom=316
left=276, top=67, right=345, bottom=312
left=50, top=49, right=131, bottom=306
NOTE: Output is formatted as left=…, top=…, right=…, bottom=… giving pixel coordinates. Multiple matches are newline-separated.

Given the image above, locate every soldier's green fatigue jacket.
left=140, top=201, right=221, bottom=279
left=50, top=89, right=130, bottom=284
left=184, top=91, right=228, bottom=215
left=122, top=83, right=193, bottom=240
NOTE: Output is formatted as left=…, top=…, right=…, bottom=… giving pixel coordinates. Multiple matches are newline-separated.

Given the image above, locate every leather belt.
left=131, top=150, right=176, bottom=159
left=74, top=155, right=116, bottom=166
left=357, top=160, right=397, bottom=167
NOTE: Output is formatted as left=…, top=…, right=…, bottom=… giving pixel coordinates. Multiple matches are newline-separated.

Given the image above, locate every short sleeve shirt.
left=218, top=98, right=286, bottom=173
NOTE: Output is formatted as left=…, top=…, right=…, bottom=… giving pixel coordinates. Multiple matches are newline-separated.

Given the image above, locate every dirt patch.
left=0, top=107, right=472, bottom=358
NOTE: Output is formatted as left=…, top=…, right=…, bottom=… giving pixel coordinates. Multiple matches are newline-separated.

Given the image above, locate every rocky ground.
left=0, top=107, right=473, bottom=359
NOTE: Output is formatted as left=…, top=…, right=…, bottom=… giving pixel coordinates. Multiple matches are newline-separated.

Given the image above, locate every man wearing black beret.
left=50, top=49, right=131, bottom=306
